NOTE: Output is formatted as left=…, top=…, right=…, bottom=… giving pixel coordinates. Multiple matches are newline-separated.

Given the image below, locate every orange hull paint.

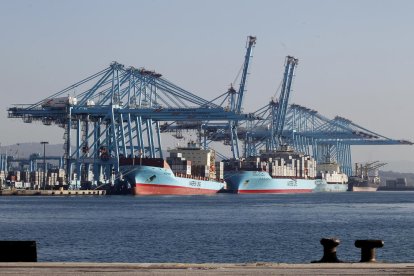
left=134, top=183, right=220, bottom=195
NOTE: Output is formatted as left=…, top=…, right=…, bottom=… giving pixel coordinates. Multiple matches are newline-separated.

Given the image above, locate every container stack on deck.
left=166, top=153, right=192, bottom=176
left=0, top=171, right=5, bottom=186
left=215, top=161, right=224, bottom=180
left=266, top=151, right=316, bottom=179
left=166, top=154, right=224, bottom=180
left=190, top=164, right=210, bottom=178
left=167, top=143, right=224, bottom=181
left=232, top=151, right=317, bottom=179
left=316, top=163, right=348, bottom=183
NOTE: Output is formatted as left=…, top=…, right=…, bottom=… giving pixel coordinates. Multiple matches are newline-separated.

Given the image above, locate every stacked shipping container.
left=166, top=145, right=224, bottom=180
left=229, top=150, right=317, bottom=179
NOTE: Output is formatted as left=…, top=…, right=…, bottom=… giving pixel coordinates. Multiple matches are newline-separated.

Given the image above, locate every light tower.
left=40, top=141, right=49, bottom=190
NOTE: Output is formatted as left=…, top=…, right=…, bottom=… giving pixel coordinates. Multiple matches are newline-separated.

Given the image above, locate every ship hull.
left=347, top=181, right=378, bottom=192
left=224, top=171, right=316, bottom=194
left=313, top=180, right=348, bottom=192
left=134, top=183, right=220, bottom=195
left=349, top=186, right=378, bottom=192
left=121, top=165, right=224, bottom=195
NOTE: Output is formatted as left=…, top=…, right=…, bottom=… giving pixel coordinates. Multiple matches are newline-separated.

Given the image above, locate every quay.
left=0, top=189, right=106, bottom=196
left=0, top=262, right=413, bottom=275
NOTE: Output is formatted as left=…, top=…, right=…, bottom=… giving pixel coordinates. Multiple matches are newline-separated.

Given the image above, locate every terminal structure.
left=5, top=36, right=412, bottom=187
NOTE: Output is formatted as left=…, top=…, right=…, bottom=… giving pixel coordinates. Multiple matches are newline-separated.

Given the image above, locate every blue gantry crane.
left=8, top=60, right=255, bottom=186
left=269, top=56, right=299, bottom=150
left=227, top=54, right=412, bottom=175
left=159, top=36, right=257, bottom=158
left=228, top=35, right=256, bottom=159
left=238, top=55, right=300, bottom=156
left=7, top=154, right=64, bottom=172
left=240, top=102, right=412, bottom=175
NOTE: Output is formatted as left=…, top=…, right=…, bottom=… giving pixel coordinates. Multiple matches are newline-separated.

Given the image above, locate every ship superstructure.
left=314, top=162, right=348, bottom=192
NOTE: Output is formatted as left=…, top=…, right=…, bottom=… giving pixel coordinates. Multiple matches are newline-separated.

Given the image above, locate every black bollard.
left=355, top=240, right=384, bottom=262
left=312, top=238, right=343, bottom=263
left=0, top=241, right=37, bottom=262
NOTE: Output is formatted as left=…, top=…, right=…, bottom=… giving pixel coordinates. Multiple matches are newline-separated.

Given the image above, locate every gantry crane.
left=190, top=50, right=412, bottom=175
left=229, top=35, right=256, bottom=159
left=237, top=102, right=412, bottom=175
left=159, top=36, right=258, bottom=158
left=8, top=62, right=255, bottom=186
left=269, top=56, right=299, bottom=150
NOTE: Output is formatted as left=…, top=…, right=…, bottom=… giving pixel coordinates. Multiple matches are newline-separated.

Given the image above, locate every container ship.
left=347, top=162, right=385, bottom=192
left=223, top=146, right=317, bottom=194
left=314, top=162, right=348, bottom=192
left=119, top=142, right=225, bottom=195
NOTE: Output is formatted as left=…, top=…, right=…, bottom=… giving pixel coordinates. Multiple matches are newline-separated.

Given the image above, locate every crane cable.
left=232, top=62, right=244, bottom=89
left=273, top=78, right=283, bottom=101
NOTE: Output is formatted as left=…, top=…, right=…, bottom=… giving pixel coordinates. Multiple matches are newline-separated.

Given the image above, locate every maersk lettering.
left=287, top=181, right=298, bottom=186
left=189, top=181, right=201, bottom=187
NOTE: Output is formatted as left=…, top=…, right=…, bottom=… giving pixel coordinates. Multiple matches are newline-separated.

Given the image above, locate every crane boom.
left=235, top=36, right=257, bottom=113
left=228, top=36, right=257, bottom=159
left=273, top=56, right=299, bottom=147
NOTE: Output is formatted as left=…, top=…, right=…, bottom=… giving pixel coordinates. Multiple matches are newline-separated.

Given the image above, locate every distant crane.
left=234, top=99, right=412, bottom=175
left=228, top=35, right=256, bottom=159
left=157, top=36, right=258, bottom=159
left=270, top=56, right=299, bottom=150
left=353, top=161, right=387, bottom=180
left=235, top=36, right=257, bottom=114
left=238, top=55, right=299, bottom=156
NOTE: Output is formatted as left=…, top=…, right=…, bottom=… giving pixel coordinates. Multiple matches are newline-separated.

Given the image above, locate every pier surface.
left=0, top=262, right=413, bottom=275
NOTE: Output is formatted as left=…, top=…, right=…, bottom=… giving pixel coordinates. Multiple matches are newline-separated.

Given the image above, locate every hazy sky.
left=1, top=0, right=413, bottom=171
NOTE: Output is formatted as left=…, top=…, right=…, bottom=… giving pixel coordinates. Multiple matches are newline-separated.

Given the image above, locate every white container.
left=42, top=96, right=77, bottom=108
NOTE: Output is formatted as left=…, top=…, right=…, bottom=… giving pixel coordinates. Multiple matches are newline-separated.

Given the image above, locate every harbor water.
left=0, top=192, right=413, bottom=263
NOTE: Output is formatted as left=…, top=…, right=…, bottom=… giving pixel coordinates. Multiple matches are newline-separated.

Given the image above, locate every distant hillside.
left=380, top=160, right=414, bottom=174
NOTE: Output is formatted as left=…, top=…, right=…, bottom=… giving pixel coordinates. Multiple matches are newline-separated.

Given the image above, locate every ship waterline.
left=134, top=184, right=220, bottom=195
left=350, top=186, right=378, bottom=192
left=224, top=171, right=316, bottom=194
left=120, top=160, right=225, bottom=195
left=313, top=180, right=348, bottom=192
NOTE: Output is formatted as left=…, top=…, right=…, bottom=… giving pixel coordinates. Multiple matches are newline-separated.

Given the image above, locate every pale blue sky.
left=1, top=0, right=414, bottom=171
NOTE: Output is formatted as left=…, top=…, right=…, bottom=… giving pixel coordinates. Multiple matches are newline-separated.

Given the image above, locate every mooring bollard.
left=0, top=241, right=37, bottom=262
left=355, top=240, right=384, bottom=262
left=312, top=238, right=343, bottom=263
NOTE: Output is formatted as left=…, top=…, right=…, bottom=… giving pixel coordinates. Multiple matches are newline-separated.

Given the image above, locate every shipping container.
left=41, top=96, right=77, bottom=108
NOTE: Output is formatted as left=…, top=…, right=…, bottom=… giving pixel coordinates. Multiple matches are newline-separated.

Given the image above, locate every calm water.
left=0, top=192, right=413, bottom=263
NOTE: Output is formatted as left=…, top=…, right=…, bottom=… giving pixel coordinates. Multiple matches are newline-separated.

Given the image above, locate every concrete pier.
left=0, top=189, right=106, bottom=196
left=0, top=262, right=413, bottom=275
